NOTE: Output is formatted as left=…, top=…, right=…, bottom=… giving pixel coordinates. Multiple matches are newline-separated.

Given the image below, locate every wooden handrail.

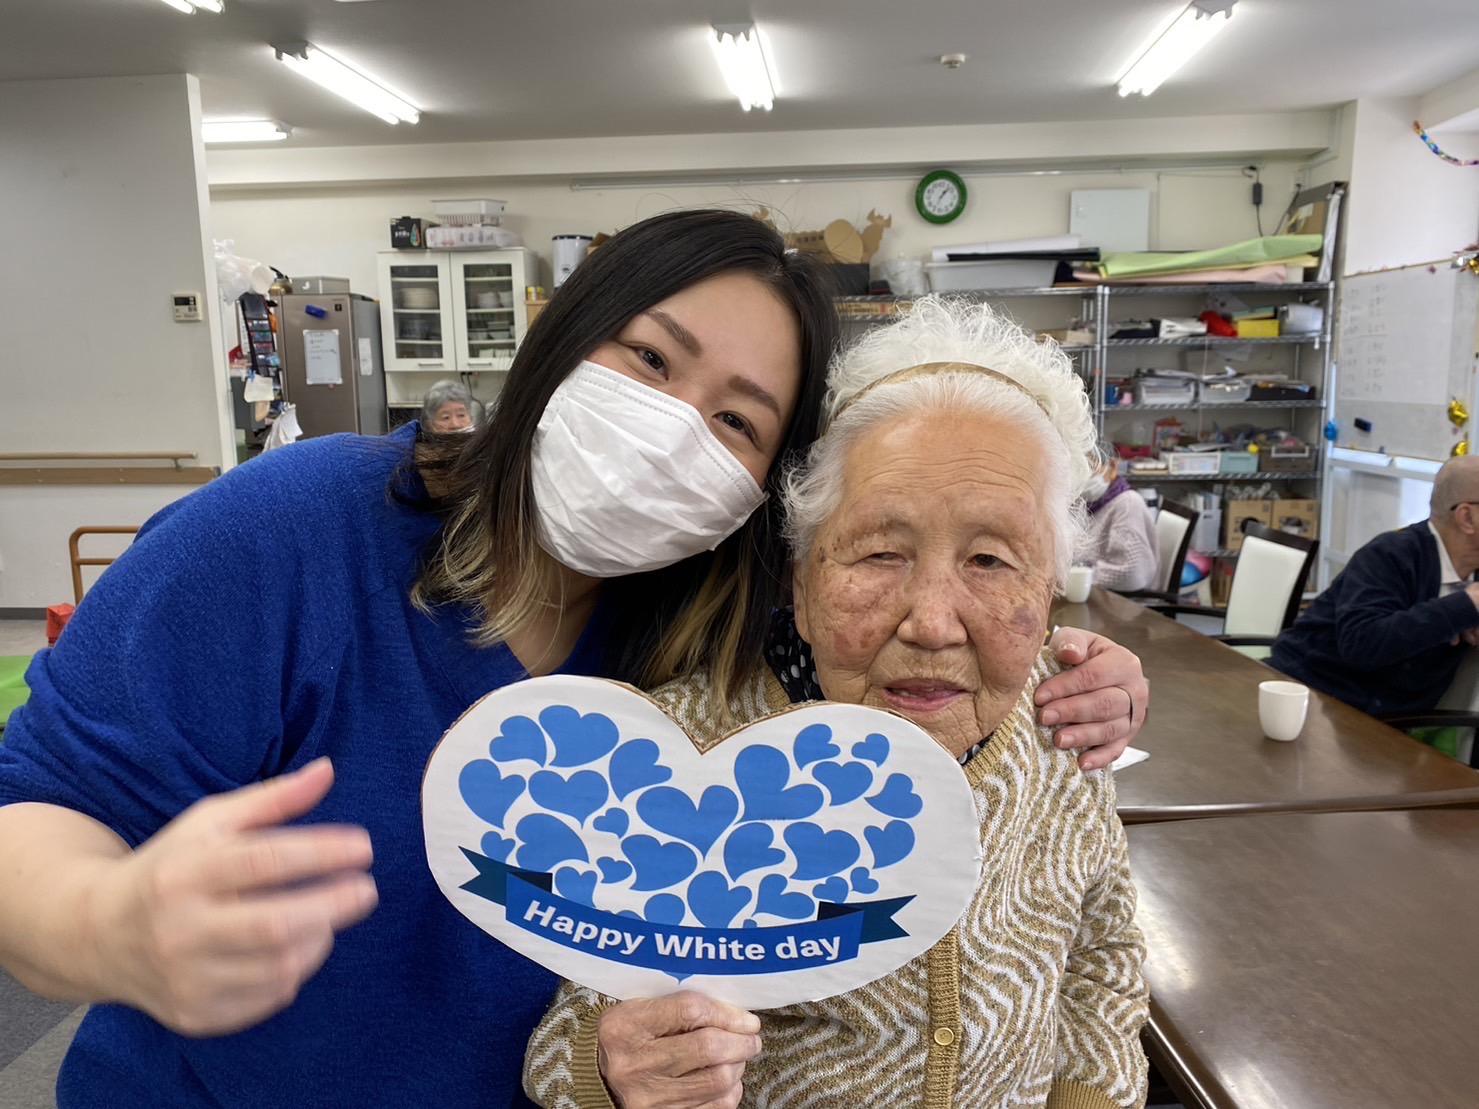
left=0, top=451, right=196, bottom=463
left=0, top=451, right=215, bottom=487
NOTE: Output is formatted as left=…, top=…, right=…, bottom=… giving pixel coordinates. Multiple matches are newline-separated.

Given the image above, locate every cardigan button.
left=933, top=1027, right=955, bottom=1047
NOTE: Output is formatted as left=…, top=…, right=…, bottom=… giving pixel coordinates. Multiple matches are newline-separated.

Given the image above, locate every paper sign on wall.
left=422, top=675, right=981, bottom=1010
left=303, top=329, right=342, bottom=386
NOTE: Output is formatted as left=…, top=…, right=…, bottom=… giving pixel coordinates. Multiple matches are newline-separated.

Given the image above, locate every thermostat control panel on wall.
left=172, top=292, right=202, bottom=322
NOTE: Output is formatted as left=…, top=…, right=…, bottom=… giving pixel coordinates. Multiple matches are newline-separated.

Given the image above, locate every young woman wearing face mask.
left=0, top=210, right=1147, bottom=1108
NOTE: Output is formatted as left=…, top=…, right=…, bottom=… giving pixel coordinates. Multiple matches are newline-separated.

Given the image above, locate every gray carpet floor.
left=0, top=969, right=80, bottom=1108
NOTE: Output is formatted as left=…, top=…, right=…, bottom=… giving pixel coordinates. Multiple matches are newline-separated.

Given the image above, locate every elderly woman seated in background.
left=1081, top=444, right=1160, bottom=593
left=524, top=296, right=1148, bottom=1109
left=421, top=378, right=481, bottom=433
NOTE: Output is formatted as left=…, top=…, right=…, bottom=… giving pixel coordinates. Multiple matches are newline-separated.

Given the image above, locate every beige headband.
left=831, top=360, right=1051, bottom=423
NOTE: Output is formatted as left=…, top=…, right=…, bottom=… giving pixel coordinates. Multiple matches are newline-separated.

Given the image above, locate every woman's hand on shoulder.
left=1035, top=628, right=1149, bottom=771
left=90, top=758, right=377, bottom=1036
left=597, top=991, right=761, bottom=1109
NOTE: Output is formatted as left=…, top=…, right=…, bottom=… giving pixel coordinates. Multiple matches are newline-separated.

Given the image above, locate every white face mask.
left=530, top=360, right=767, bottom=577
left=1083, top=473, right=1111, bottom=501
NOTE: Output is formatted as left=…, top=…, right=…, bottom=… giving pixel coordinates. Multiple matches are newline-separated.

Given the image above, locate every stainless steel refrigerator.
left=278, top=285, right=388, bottom=437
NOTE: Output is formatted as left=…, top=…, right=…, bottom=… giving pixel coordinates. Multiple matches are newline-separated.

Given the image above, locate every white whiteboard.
left=1334, top=262, right=1479, bottom=462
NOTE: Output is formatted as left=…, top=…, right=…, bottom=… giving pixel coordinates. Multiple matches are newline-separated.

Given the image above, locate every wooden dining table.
left=1052, top=589, right=1479, bottom=820
left=1129, top=809, right=1479, bottom=1108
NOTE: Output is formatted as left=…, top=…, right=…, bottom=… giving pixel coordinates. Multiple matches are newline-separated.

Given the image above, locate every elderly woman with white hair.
left=523, top=296, right=1149, bottom=1109
left=422, top=378, right=481, bottom=433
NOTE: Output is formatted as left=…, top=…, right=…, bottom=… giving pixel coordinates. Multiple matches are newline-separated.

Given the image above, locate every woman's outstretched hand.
left=91, top=757, right=377, bottom=1036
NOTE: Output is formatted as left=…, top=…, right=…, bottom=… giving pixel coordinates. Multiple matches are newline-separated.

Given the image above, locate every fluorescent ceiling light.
left=158, top=0, right=224, bottom=11
left=1117, top=0, right=1236, bottom=98
left=273, top=43, right=420, bottom=125
left=202, top=119, right=290, bottom=143
left=710, top=23, right=776, bottom=111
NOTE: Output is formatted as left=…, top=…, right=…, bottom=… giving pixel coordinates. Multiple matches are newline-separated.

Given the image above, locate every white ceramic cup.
left=1063, top=565, right=1094, bottom=604
left=1258, top=680, right=1310, bottom=741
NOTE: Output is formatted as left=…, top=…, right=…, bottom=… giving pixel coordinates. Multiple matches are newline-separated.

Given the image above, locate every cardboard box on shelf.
left=1272, top=499, right=1319, bottom=541
left=1224, top=499, right=1273, bottom=551
left=753, top=208, right=892, bottom=265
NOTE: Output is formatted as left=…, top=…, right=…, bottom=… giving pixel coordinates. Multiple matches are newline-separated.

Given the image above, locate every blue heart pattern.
left=555, top=867, right=597, bottom=907
left=459, top=703, right=922, bottom=928
left=793, top=722, right=841, bottom=768
left=644, top=894, right=686, bottom=925
left=489, top=714, right=548, bottom=766
left=688, top=870, right=752, bottom=928
left=722, top=823, right=787, bottom=882
left=784, top=822, right=861, bottom=881
left=541, top=705, right=620, bottom=768
left=459, top=761, right=525, bottom=829
left=480, top=832, right=515, bottom=863
left=529, top=769, right=609, bottom=827
left=813, top=760, right=873, bottom=806
left=609, top=739, right=672, bottom=800
left=757, top=874, right=815, bottom=919
left=622, top=835, right=698, bottom=892
left=515, top=813, right=589, bottom=873
left=597, top=856, right=633, bottom=884
left=592, top=808, right=629, bottom=837
left=867, top=773, right=923, bottom=819
left=813, top=876, right=849, bottom=904
left=851, top=732, right=890, bottom=767
left=865, top=821, right=916, bottom=870
left=637, top=785, right=739, bottom=856
left=736, top=747, right=824, bottom=822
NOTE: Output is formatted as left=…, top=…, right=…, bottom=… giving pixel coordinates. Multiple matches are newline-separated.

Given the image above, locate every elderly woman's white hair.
left=422, top=379, right=476, bottom=425
left=783, top=295, right=1097, bottom=584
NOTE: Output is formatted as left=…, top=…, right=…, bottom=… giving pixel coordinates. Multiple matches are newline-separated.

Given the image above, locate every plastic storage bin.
left=926, top=259, right=1058, bottom=291
left=1168, top=451, right=1223, bottom=476
left=1134, top=378, right=1198, bottom=405
left=1202, top=380, right=1253, bottom=404
left=1263, top=445, right=1317, bottom=472
left=1221, top=451, right=1260, bottom=475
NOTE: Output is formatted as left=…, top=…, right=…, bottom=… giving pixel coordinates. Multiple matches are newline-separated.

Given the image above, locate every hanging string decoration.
left=1413, top=121, right=1479, bottom=167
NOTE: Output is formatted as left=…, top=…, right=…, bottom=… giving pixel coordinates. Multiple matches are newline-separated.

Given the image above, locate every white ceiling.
left=3, top=0, right=1477, bottom=148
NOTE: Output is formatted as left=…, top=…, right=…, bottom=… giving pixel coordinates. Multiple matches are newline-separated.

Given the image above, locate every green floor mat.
left=0, top=655, right=31, bottom=732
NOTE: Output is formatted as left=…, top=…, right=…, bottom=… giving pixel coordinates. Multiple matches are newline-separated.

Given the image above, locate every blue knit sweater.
left=0, top=426, right=610, bottom=1107
left=1271, top=521, right=1479, bottom=715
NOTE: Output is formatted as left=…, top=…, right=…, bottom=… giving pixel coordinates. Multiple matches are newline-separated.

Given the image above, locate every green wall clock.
left=916, top=169, right=967, bottom=224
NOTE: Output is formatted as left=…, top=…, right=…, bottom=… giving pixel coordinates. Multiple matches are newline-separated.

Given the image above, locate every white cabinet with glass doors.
left=376, top=248, right=536, bottom=421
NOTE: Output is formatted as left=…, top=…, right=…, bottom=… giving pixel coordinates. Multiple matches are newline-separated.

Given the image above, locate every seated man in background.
left=1270, top=456, right=1479, bottom=716
left=1082, top=446, right=1159, bottom=592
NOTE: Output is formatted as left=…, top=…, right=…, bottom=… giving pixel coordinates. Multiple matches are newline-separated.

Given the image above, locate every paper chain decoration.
left=1413, top=120, right=1479, bottom=168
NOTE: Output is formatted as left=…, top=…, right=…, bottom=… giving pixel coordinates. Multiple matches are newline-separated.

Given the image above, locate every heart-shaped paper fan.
left=421, top=674, right=981, bottom=1010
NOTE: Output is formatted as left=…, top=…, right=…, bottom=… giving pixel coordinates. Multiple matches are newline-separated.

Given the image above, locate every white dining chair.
left=1122, top=500, right=1199, bottom=604
left=1152, top=523, right=1318, bottom=660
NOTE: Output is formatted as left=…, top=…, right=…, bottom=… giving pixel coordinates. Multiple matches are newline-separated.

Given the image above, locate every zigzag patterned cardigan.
left=523, top=650, right=1149, bottom=1109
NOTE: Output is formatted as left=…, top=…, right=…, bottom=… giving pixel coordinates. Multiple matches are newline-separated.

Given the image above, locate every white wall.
left=206, top=111, right=1334, bottom=190
left=0, top=74, right=233, bottom=609
left=211, top=163, right=1303, bottom=306
left=1342, top=96, right=1479, bottom=275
